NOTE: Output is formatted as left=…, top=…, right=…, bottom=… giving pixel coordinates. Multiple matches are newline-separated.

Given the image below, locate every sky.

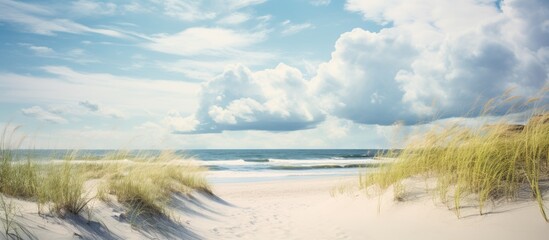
left=0, top=0, right=547, bottom=149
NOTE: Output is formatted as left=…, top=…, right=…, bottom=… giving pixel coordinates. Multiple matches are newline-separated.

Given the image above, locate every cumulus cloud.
left=179, top=64, right=324, bottom=133
left=311, top=28, right=418, bottom=125
left=309, top=0, right=549, bottom=125
left=21, top=106, right=67, bottom=124
left=168, top=0, right=548, bottom=134
left=163, top=111, right=199, bottom=132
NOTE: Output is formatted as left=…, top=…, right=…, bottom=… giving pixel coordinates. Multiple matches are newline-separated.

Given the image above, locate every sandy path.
left=187, top=177, right=549, bottom=240
left=203, top=178, right=355, bottom=240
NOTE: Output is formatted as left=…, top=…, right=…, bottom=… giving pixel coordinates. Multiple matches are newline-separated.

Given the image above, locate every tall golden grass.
left=361, top=103, right=548, bottom=220
left=0, top=126, right=210, bottom=218
left=99, top=151, right=210, bottom=214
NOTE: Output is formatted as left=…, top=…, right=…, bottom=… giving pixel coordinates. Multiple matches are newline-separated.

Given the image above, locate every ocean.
left=11, top=149, right=390, bottom=183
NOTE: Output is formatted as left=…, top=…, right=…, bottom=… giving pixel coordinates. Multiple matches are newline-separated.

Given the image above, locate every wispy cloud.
left=227, top=0, right=266, bottom=9
left=158, top=50, right=276, bottom=81
left=122, top=2, right=148, bottom=13
left=47, top=100, right=125, bottom=120
left=70, top=0, right=117, bottom=16
left=0, top=66, right=200, bottom=118
left=20, top=43, right=98, bottom=64
left=281, top=20, right=313, bottom=35
left=310, top=0, right=331, bottom=6
left=28, top=45, right=55, bottom=55
left=146, top=27, right=266, bottom=56
left=21, top=106, right=68, bottom=124
left=155, top=0, right=265, bottom=22
left=0, top=0, right=127, bottom=37
left=217, top=12, right=251, bottom=25
left=159, top=0, right=216, bottom=21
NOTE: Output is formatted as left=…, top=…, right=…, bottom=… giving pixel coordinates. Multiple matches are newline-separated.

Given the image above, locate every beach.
left=194, top=177, right=549, bottom=240
left=3, top=174, right=548, bottom=239
left=2, top=0, right=548, bottom=238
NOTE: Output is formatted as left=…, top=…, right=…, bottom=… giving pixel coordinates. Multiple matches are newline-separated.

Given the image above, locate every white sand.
left=1, top=177, right=548, bottom=239
left=195, top=177, right=549, bottom=240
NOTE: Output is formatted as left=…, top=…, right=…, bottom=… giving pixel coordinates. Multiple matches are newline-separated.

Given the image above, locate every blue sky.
left=0, top=0, right=547, bottom=149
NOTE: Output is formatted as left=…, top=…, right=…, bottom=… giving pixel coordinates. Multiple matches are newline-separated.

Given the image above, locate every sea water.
left=186, top=149, right=388, bottom=183
left=12, top=149, right=390, bottom=183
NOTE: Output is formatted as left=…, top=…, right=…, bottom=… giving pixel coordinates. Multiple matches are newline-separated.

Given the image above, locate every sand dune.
left=1, top=177, right=548, bottom=239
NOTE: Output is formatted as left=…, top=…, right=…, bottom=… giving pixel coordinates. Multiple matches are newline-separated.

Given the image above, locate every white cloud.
left=311, top=28, right=417, bottom=125
left=0, top=0, right=126, bottom=37
left=48, top=100, right=125, bottom=119
left=0, top=67, right=200, bottom=118
left=21, top=44, right=98, bottom=64
left=146, top=27, right=266, bottom=56
left=180, top=118, right=392, bottom=149
left=158, top=0, right=216, bottom=21
left=308, top=0, right=549, bottom=125
left=28, top=45, right=54, bottom=55
left=70, top=0, right=117, bottom=16
left=158, top=51, right=276, bottom=81
left=310, top=0, right=331, bottom=6
left=180, top=63, right=324, bottom=133
left=217, top=12, right=251, bottom=25
left=155, top=0, right=265, bottom=22
left=281, top=20, right=313, bottom=35
left=160, top=59, right=233, bottom=81
left=162, top=111, right=199, bottom=132
left=122, top=2, right=148, bottom=13
left=155, top=0, right=548, bottom=136
left=227, top=0, right=266, bottom=9
left=21, top=106, right=67, bottom=124
left=345, top=0, right=498, bottom=30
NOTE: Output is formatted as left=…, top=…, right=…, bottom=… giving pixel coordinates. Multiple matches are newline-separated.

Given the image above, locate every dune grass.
left=37, top=161, right=92, bottom=215
left=99, top=152, right=210, bottom=215
left=361, top=110, right=549, bottom=220
left=0, top=126, right=210, bottom=219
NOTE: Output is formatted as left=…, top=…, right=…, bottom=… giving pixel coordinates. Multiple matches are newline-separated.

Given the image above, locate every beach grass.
left=0, top=126, right=210, bottom=219
left=37, top=161, right=92, bottom=215
left=101, top=151, right=210, bottom=214
left=361, top=107, right=549, bottom=220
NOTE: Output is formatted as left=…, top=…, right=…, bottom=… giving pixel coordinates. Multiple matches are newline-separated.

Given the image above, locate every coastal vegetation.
left=0, top=126, right=210, bottom=223
left=361, top=97, right=549, bottom=221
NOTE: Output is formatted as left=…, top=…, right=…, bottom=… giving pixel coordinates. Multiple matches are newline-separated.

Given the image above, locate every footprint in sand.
left=334, top=227, right=349, bottom=240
